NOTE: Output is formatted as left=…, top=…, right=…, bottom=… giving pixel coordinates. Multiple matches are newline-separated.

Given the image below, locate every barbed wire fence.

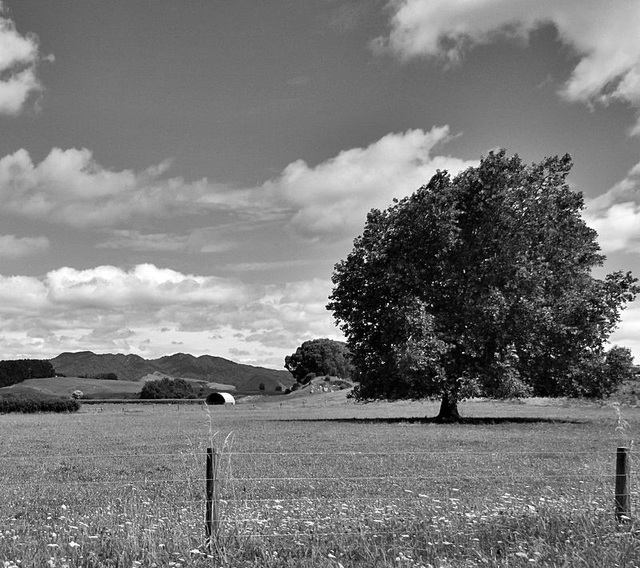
left=1, top=445, right=635, bottom=549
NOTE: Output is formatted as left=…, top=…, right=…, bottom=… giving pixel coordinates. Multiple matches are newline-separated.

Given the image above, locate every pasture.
left=1, top=395, right=639, bottom=567
left=2, top=376, right=145, bottom=399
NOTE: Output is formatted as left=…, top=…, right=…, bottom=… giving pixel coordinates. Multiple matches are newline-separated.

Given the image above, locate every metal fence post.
left=615, top=446, right=631, bottom=522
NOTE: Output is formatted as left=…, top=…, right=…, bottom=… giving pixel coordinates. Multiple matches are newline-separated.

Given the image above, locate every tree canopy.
left=285, top=338, right=353, bottom=383
left=328, top=151, right=638, bottom=421
left=0, top=359, right=55, bottom=388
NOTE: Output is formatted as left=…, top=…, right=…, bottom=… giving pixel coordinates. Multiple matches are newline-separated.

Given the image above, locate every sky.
left=2, top=0, right=640, bottom=369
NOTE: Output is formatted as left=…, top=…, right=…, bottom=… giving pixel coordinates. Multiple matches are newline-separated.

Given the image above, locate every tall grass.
left=1, top=399, right=639, bottom=567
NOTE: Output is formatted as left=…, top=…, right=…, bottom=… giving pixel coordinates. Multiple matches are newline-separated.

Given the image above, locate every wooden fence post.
left=615, top=446, right=631, bottom=521
left=205, top=447, right=221, bottom=549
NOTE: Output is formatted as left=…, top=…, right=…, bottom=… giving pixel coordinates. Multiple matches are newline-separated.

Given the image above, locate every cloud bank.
left=0, top=127, right=474, bottom=243
left=3, top=127, right=640, bottom=260
left=375, top=0, right=640, bottom=133
left=0, top=135, right=638, bottom=364
left=0, top=264, right=338, bottom=367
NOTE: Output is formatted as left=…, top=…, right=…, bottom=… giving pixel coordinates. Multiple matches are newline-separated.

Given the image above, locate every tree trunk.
left=435, top=391, right=462, bottom=422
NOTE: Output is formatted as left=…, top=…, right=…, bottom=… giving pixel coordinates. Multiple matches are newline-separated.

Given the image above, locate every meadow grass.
left=1, top=397, right=639, bottom=567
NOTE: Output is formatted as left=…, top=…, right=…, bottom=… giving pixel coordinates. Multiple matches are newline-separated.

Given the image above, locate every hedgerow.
left=0, top=392, right=81, bottom=414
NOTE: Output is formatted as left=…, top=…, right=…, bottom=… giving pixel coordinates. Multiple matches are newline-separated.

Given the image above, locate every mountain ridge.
left=50, top=351, right=293, bottom=392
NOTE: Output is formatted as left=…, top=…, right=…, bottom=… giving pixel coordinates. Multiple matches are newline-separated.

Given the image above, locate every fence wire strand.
left=0, top=449, right=629, bottom=460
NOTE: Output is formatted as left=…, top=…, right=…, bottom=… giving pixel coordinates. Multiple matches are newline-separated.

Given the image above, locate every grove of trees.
left=328, top=151, right=639, bottom=421
left=139, top=378, right=198, bottom=399
left=285, top=338, right=353, bottom=383
left=0, top=359, right=56, bottom=388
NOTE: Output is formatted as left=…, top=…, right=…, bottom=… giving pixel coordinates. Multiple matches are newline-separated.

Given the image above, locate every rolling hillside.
left=49, top=351, right=294, bottom=392
left=3, top=376, right=144, bottom=398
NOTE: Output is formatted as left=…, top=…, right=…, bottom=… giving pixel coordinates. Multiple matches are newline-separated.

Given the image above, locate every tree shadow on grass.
left=279, top=416, right=584, bottom=425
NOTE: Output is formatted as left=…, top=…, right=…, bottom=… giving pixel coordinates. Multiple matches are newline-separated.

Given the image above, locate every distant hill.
left=4, top=376, right=144, bottom=399
left=49, top=351, right=293, bottom=392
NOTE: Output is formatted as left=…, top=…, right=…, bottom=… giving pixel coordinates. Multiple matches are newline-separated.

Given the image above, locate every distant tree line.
left=0, top=392, right=80, bottom=414
left=285, top=339, right=353, bottom=383
left=78, top=372, right=118, bottom=380
left=0, top=359, right=55, bottom=388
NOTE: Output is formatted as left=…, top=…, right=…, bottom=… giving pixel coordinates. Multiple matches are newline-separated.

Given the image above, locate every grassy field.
left=1, top=375, right=278, bottom=400
left=2, top=376, right=145, bottom=399
left=1, top=395, right=640, bottom=567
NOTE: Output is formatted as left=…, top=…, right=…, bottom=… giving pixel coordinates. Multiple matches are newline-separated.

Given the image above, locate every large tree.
left=328, top=151, right=638, bottom=421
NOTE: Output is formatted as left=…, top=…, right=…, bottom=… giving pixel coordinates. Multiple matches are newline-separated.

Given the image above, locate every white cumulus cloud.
left=0, top=147, right=250, bottom=227
left=375, top=0, right=640, bottom=134
left=585, top=160, right=640, bottom=253
left=262, top=126, right=476, bottom=240
left=585, top=202, right=640, bottom=254
left=0, top=4, right=48, bottom=115
left=608, top=302, right=640, bottom=363
left=45, top=264, right=249, bottom=309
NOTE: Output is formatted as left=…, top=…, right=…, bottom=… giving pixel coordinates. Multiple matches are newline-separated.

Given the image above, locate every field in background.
left=1, top=374, right=288, bottom=401
left=1, top=398, right=640, bottom=567
left=2, top=376, right=145, bottom=399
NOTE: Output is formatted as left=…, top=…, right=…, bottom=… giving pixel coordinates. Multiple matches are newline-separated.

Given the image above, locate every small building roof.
left=206, top=392, right=235, bottom=405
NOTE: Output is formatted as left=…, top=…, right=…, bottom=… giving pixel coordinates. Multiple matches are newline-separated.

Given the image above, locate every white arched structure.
left=206, top=392, right=236, bottom=405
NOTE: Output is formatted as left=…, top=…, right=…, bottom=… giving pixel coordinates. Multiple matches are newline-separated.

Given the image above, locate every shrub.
left=140, top=378, right=197, bottom=399
left=0, top=393, right=81, bottom=414
left=302, top=372, right=316, bottom=385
